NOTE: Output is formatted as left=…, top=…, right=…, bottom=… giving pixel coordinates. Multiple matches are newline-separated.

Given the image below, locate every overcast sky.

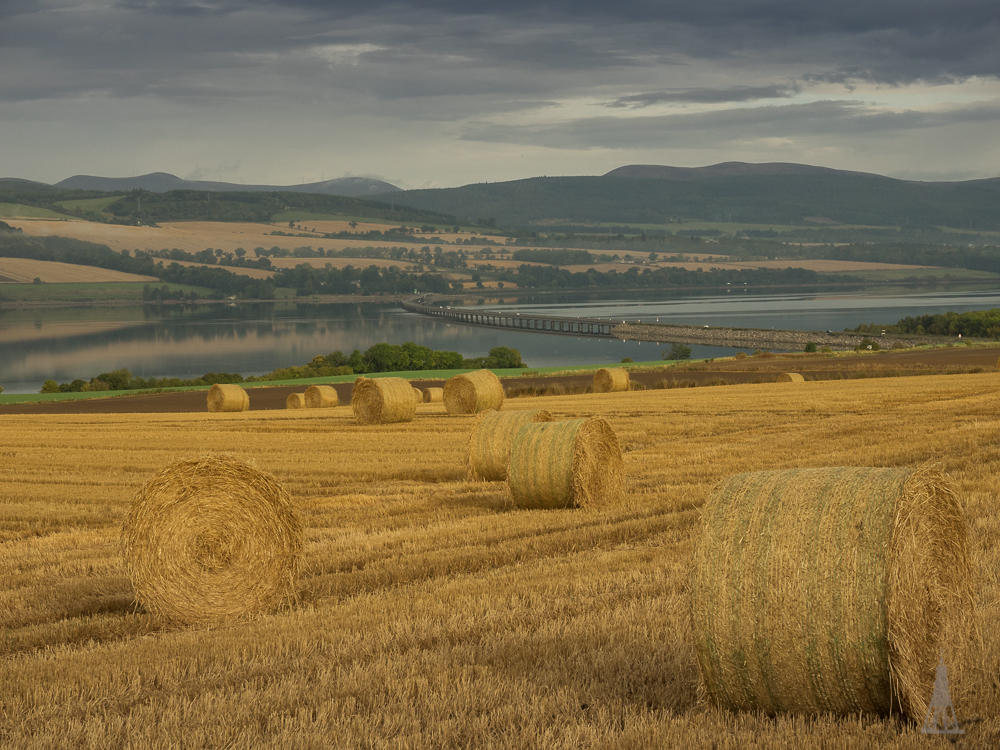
left=3, top=0, right=999, bottom=188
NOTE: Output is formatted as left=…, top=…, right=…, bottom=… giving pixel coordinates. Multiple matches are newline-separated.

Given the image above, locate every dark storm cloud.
left=460, top=101, right=1000, bottom=150
left=1, top=0, right=997, bottom=107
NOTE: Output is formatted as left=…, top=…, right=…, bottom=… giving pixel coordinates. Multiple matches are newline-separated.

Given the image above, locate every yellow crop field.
left=0, top=257, right=157, bottom=284
left=0, top=376, right=997, bottom=748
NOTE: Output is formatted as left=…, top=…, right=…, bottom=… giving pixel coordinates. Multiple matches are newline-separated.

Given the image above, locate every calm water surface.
left=3, top=286, right=1000, bottom=394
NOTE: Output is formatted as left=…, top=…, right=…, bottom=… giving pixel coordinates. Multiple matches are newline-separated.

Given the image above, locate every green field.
left=270, top=211, right=479, bottom=233
left=0, top=281, right=215, bottom=303
left=53, top=196, right=120, bottom=212
left=0, top=203, right=69, bottom=220
left=827, top=267, right=1000, bottom=282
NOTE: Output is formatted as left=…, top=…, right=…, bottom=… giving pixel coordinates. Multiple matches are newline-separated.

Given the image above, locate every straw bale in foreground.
left=467, top=409, right=554, bottom=481
left=776, top=372, right=805, bottom=382
left=120, top=455, right=303, bottom=625
left=285, top=393, right=305, bottom=409
left=443, top=369, right=504, bottom=415
left=593, top=367, right=630, bottom=393
left=207, top=383, right=249, bottom=413
left=507, top=416, right=623, bottom=509
left=304, top=385, right=339, bottom=408
left=422, top=387, right=444, bottom=403
left=691, top=465, right=971, bottom=721
left=351, top=377, right=416, bottom=425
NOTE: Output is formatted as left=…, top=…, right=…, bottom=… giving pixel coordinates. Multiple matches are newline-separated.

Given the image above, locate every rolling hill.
left=54, top=172, right=400, bottom=197
left=374, top=163, right=1000, bottom=231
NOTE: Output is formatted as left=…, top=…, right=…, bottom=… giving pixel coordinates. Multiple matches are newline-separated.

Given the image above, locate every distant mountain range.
left=374, top=162, right=1000, bottom=230
left=52, top=172, right=400, bottom=197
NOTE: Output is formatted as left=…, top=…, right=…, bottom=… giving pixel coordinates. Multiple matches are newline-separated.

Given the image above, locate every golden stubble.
left=0, top=374, right=997, bottom=748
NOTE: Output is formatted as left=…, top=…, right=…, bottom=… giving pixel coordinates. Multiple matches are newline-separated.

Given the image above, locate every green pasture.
left=0, top=281, right=215, bottom=303
left=0, top=203, right=69, bottom=220
left=53, top=197, right=120, bottom=212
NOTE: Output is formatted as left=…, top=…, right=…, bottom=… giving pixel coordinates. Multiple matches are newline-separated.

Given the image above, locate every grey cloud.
left=607, top=85, right=800, bottom=108
left=461, top=101, right=1000, bottom=150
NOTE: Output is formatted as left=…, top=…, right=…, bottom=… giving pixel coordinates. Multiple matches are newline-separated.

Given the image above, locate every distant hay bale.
left=412, top=387, right=423, bottom=404
left=207, top=383, right=249, bottom=413
left=691, top=465, right=971, bottom=721
left=593, top=368, right=630, bottom=393
left=443, top=369, right=504, bottom=415
left=467, top=408, right=554, bottom=481
left=423, top=387, right=444, bottom=403
left=351, top=377, right=416, bottom=425
left=120, top=455, right=303, bottom=625
left=304, top=385, right=339, bottom=409
left=285, top=393, right=305, bottom=409
left=777, top=372, right=805, bottom=382
left=507, top=416, right=623, bottom=509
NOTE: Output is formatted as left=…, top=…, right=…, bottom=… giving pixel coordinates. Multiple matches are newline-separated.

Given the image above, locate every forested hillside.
left=376, top=171, right=1000, bottom=231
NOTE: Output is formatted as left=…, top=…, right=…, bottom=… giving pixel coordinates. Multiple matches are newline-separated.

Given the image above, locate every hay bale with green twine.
left=593, top=367, right=630, bottom=393
left=120, top=455, right=303, bottom=625
left=443, top=369, right=504, bottom=415
left=304, top=385, right=339, bottom=409
left=690, top=465, right=971, bottom=721
left=351, top=376, right=416, bottom=425
left=286, top=392, right=305, bottom=409
left=507, top=416, right=623, bottom=509
left=207, top=383, right=249, bottom=413
left=423, top=387, right=444, bottom=403
left=777, top=372, right=805, bottom=382
left=467, top=408, right=554, bottom=481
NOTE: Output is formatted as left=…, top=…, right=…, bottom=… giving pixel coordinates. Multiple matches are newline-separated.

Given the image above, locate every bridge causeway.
left=400, top=298, right=618, bottom=338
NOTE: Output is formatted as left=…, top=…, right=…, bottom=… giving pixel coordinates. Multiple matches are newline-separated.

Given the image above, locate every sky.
left=3, top=0, right=1000, bottom=189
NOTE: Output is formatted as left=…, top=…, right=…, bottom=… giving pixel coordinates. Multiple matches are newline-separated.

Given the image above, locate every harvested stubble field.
left=0, top=376, right=998, bottom=748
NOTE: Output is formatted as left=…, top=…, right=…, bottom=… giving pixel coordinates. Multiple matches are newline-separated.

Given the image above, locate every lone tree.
left=663, top=343, right=692, bottom=360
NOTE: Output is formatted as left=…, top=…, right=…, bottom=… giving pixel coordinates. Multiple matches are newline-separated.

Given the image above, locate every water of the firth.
left=3, top=286, right=1000, bottom=394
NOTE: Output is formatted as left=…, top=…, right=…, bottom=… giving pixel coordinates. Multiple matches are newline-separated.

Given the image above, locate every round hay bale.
left=412, top=386, right=423, bottom=404
left=120, top=455, right=303, bottom=625
left=690, top=465, right=971, bottom=721
left=207, top=383, right=249, bottom=413
left=285, top=392, right=305, bottom=409
left=423, top=387, right=444, bottom=403
left=351, top=376, right=416, bottom=425
left=467, top=408, right=554, bottom=481
left=593, top=368, right=630, bottom=393
left=777, top=372, right=805, bottom=382
left=304, top=385, right=339, bottom=409
left=443, top=369, right=504, bottom=415
left=507, top=416, right=623, bottom=509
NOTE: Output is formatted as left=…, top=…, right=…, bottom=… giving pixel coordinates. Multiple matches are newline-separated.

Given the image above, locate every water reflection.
left=4, top=284, right=1000, bottom=394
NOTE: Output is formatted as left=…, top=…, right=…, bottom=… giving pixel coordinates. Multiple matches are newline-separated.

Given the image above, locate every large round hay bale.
left=304, top=385, right=339, bottom=409
left=777, top=372, right=805, bottom=382
left=206, top=383, right=249, bottom=412
left=443, top=369, right=504, bottom=415
left=351, top=377, right=416, bottom=425
left=691, top=466, right=971, bottom=721
left=593, top=368, right=630, bottom=393
left=507, top=417, right=623, bottom=509
left=412, top=387, right=423, bottom=404
left=423, top=387, right=444, bottom=403
left=286, top=392, right=305, bottom=409
left=121, top=455, right=303, bottom=625
left=467, top=409, right=554, bottom=481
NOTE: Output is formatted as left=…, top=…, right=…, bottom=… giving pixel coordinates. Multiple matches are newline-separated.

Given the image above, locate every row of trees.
left=38, top=344, right=527, bottom=393
left=851, top=308, right=1000, bottom=338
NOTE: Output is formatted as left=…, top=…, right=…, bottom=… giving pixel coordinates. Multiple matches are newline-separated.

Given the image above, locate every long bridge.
left=400, top=297, right=619, bottom=338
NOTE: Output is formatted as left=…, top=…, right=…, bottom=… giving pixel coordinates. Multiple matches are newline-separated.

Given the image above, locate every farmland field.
left=0, top=375, right=997, bottom=747
left=0, top=257, right=157, bottom=284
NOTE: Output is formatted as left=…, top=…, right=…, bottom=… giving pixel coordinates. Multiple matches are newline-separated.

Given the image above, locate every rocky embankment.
left=611, top=322, right=962, bottom=351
